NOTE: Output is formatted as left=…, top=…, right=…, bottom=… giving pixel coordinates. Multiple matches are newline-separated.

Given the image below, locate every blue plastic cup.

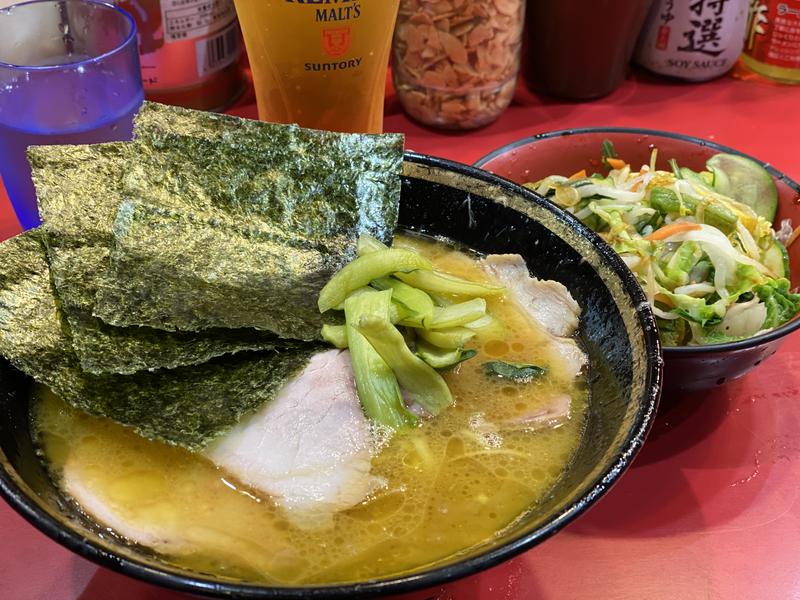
left=0, top=0, right=143, bottom=230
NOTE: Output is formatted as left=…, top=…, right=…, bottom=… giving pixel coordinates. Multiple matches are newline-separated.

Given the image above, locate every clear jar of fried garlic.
left=392, top=0, right=525, bottom=130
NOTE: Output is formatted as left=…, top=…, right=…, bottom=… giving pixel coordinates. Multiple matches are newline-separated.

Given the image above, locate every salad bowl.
left=476, top=128, right=800, bottom=393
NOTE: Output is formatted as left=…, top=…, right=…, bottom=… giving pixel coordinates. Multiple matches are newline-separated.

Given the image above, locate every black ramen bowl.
left=0, top=153, right=662, bottom=598
left=476, top=128, right=800, bottom=394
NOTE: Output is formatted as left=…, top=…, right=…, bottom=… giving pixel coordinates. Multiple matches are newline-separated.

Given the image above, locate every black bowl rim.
left=475, top=126, right=800, bottom=356
left=0, top=151, right=662, bottom=599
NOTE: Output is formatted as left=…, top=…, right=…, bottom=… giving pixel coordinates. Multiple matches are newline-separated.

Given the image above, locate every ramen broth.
left=32, top=233, right=589, bottom=585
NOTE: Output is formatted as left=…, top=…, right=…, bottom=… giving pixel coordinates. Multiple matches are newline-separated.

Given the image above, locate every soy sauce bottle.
left=635, top=0, right=749, bottom=81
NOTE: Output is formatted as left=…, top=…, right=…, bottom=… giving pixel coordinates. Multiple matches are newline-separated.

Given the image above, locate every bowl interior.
left=0, top=153, right=661, bottom=598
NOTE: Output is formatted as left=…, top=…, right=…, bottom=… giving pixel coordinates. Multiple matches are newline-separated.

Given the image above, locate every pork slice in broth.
left=547, top=337, right=588, bottom=381
left=62, top=349, right=378, bottom=550
left=482, top=254, right=580, bottom=337
left=469, top=392, right=572, bottom=442
left=504, top=393, right=572, bottom=430
left=482, top=254, right=587, bottom=379
left=63, top=473, right=192, bottom=553
left=205, top=349, right=380, bottom=527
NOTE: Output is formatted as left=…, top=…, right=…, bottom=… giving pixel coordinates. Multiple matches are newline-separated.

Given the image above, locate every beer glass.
left=233, top=0, right=400, bottom=133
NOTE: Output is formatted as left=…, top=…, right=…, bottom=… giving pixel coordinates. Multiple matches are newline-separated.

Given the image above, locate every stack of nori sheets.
left=0, top=102, right=403, bottom=451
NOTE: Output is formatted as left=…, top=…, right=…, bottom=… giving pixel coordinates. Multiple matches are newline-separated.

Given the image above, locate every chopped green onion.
left=649, top=187, right=736, bottom=233
left=601, top=139, right=617, bottom=165
left=416, top=339, right=477, bottom=370
left=416, top=326, right=475, bottom=349
left=371, top=276, right=434, bottom=326
left=423, top=298, right=487, bottom=329
left=669, top=158, right=681, bottom=179
left=357, top=233, right=389, bottom=256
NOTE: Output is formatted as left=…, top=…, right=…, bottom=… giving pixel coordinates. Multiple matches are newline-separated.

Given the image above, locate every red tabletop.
left=2, top=71, right=800, bottom=600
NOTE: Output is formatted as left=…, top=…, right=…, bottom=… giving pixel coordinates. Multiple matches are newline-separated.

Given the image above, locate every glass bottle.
left=522, top=0, right=652, bottom=99
left=635, top=0, right=749, bottom=81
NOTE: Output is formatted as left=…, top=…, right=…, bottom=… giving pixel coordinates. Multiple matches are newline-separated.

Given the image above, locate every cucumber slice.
left=706, top=153, right=778, bottom=221
left=763, top=239, right=789, bottom=278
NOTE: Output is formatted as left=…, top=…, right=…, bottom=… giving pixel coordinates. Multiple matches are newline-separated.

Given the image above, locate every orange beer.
left=233, top=0, right=400, bottom=133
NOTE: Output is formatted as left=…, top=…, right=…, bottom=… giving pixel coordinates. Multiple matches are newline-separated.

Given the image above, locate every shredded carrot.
left=606, top=157, right=626, bottom=170
left=568, top=169, right=587, bottom=180
left=630, top=180, right=642, bottom=192
left=654, top=293, right=675, bottom=308
left=787, top=224, right=800, bottom=248
left=645, top=222, right=702, bottom=241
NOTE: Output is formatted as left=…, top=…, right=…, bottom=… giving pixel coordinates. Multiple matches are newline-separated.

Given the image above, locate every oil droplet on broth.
left=484, top=339, right=510, bottom=356
left=530, top=468, right=546, bottom=481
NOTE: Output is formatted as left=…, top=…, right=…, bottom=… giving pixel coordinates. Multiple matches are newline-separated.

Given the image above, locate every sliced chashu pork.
left=65, top=349, right=379, bottom=538
left=205, top=349, right=380, bottom=526
left=507, top=393, right=573, bottom=430
left=482, top=254, right=587, bottom=381
left=469, top=393, right=573, bottom=446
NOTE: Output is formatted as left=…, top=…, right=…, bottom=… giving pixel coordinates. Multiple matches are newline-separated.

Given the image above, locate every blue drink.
left=0, top=1, right=143, bottom=230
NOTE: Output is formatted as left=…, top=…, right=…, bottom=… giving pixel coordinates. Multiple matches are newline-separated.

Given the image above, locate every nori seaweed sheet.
left=96, top=201, right=350, bottom=339
left=0, top=230, right=321, bottom=449
left=27, top=144, right=284, bottom=374
left=135, top=101, right=299, bottom=151
left=0, top=230, right=81, bottom=394
left=134, top=102, right=402, bottom=245
left=92, top=103, right=403, bottom=335
left=133, top=102, right=402, bottom=244
left=68, top=311, right=290, bottom=376
left=4, top=104, right=402, bottom=447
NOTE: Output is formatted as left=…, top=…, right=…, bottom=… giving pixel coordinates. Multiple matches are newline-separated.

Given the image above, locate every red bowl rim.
left=475, top=126, right=800, bottom=355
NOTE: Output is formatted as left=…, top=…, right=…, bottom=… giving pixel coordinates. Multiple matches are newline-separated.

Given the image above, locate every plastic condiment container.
left=392, top=0, right=525, bottom=130
left=635, top=0, right=749, bottom=81
left=522, top=0, right=653, bottom=99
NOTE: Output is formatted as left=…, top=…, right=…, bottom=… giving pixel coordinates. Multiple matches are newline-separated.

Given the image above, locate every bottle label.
left=635, top=0, right=749, bottom=80
left=744, top=1, right=800, bottom=68
left=115, top=0, right=241, bottom=91
left=160, top=0, right=237, bottom=43
left=195, top=20, right=242, bottom=77
left=277, top=0, right=365, bottom=73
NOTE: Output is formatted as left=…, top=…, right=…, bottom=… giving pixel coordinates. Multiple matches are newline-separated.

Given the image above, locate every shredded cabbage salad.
left=527, top=142, right=800, bottom=346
